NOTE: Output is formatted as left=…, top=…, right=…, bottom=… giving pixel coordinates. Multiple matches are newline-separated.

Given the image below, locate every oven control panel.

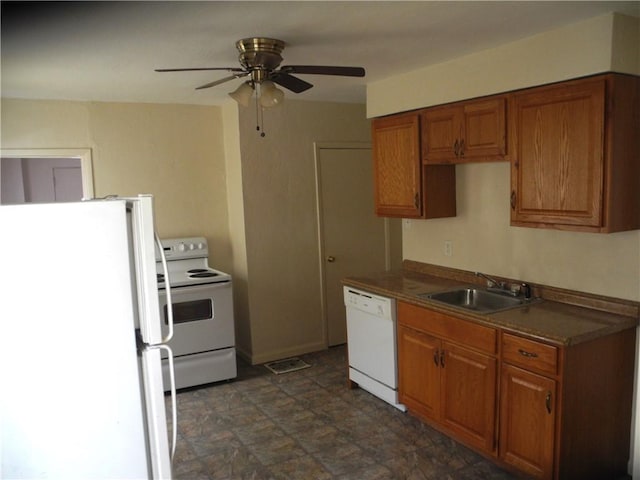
left=156, top=237, right=208, bottom=261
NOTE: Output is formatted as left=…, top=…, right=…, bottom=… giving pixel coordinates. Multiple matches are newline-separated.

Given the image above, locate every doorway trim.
left=1, top=148, right=95, bottom=200
left=313, top=141, right=392, bottom=347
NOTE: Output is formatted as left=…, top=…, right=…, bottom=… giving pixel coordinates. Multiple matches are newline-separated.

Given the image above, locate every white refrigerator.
left=0, top=195, right=176, bottom=479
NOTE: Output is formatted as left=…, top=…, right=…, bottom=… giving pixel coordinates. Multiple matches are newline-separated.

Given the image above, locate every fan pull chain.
left=253, top=84, right=266, bottom=137
left=255, top=88, right=260, bottom=133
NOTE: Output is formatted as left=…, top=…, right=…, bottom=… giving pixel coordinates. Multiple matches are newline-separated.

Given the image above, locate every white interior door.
left=316, top=144, right=401, bottom=346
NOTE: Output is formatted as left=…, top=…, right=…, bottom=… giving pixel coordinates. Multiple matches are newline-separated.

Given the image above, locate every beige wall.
left=368, top=13, right=628, bottom=117
left=0, top=96, right=373, bottom=364
left=235, top=99, right=371, bottom=363
left=403, top=163, right=640, bottom=300
left=367, top=13, right=640, bottom=302
left=0, top=98, right=232, bottom=272
left=220, top=102, right=252, bottom=359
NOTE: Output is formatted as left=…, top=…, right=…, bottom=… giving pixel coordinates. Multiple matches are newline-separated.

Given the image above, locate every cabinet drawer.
left=398, top=301, right=497, bottom=354
left=502, top=333, right=558, bottom=376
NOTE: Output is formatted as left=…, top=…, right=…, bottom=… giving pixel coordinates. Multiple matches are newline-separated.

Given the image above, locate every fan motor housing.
left=236, top=37, right=285, bottom=72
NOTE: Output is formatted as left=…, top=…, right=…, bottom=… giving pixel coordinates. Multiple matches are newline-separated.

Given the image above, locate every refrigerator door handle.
left=140, top=345, right=174, bottom=478
left=155, top=233, right=174, bottom=343
left=155, top=344, right=177, bottom=462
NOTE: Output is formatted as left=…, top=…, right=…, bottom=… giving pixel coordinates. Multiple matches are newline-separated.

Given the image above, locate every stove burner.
left=190, top=272, right=219, bottom=278
left=187, top=269, right=209, bottom=273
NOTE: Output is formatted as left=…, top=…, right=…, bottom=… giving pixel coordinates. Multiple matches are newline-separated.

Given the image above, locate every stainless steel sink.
left=419, top=287, right=535, bottom=314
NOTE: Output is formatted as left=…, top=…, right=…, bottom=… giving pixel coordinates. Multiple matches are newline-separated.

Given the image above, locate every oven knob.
left=177, top=243, right=186, bottom=252
left=197, top=242, right=204, bottom=250
left=188, top=243, right=195, bottom=250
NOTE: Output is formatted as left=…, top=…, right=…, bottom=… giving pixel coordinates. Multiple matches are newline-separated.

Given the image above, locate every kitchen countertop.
left=343, top=262, right=639, bottom=346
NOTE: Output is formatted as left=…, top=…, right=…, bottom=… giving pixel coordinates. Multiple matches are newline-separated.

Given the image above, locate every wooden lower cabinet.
left=397, top=325, right=440, bottom=419
left=397, top=301, right=636, bottom=480
left=499, top=364, right=556, bottom=479
left=441, top=342, right=496, bottom=453
left=397, top=303, right=497, bottom=454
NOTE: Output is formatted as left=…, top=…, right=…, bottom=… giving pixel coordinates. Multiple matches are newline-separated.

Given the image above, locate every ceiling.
left=2, top=1, right=639, bottom=106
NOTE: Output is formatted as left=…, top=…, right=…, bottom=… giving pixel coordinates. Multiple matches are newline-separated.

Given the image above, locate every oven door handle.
left=155, top=233, right=174, bottom=343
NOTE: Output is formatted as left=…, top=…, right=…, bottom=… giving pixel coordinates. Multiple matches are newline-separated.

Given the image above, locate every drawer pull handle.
left=510, top=191, right=517, bottom=210
left=545, top=391, right=552, bottom=414
left=518, top=349, right=538, bottom=358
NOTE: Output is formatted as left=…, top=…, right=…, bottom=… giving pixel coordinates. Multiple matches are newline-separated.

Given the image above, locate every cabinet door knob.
left=510, top=191, right=516, bottom=210
left=459, top=139, right=465, bottom=157
left=454, top=139, right=460, bottom=157
left=414, top=192, right=420, bottom=210
left=433, top=350, right=439, bottom=366
left=440, top=350, right=445, bottom=368
left=327, top=256, right=336, bottom=263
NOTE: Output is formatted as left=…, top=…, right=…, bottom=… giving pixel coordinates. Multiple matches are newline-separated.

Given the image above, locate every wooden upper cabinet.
left=510, top=74, right=640, bottom=233
left=372, top=112, right=422, bottom=217
left=423, top=97, right=507, bottom=164
left=422, top=107, right=461, bottom=163
left=372, top=112, right=456, bottom=219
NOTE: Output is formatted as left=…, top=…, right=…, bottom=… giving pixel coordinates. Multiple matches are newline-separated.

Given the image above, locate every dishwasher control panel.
left=344, top=287, right=393, bottom=320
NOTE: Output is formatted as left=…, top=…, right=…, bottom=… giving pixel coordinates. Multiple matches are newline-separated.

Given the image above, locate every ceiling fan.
left=155, top=37, right=366, bottom=106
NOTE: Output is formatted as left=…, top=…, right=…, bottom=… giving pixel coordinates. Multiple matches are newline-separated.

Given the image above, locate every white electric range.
left=156, top=237, right=236, bottom=389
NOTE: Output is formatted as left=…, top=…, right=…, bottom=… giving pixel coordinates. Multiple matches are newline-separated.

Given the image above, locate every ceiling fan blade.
left=155, top=67, right=244, bottom=73
left=280, top=65, right=365, bottom=77
left=270, top=72, right=313, bottom=93
left=196, top=73, right=248, bottom=90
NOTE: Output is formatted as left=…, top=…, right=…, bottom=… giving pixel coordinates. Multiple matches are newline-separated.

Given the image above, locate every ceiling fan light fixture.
left=259, top=81, right=285, bottom=108
left=228, top=81, right=254, bottom=107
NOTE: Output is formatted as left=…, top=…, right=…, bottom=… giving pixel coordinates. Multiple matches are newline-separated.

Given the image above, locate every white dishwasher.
left=344, top=286, right=406, bottom=411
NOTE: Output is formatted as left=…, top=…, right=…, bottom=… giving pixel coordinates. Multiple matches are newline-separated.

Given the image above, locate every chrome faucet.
left=475, top=272, right=504, bottom=289
left=475, top=272, right=533, bottom=300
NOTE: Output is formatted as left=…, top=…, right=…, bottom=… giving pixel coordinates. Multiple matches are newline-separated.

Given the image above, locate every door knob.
left=327, top=256, right=336, bottom=263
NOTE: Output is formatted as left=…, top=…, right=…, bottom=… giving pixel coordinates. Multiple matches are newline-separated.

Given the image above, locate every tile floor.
left=169, top=345, right=520, bottom=479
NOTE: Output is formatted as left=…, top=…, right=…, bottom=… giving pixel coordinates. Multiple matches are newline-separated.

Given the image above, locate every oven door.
left=158, top=281, right=234, bottom=357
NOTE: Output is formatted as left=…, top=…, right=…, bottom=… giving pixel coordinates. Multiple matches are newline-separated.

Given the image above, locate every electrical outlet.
left=444, top=240, right=453, bottom=257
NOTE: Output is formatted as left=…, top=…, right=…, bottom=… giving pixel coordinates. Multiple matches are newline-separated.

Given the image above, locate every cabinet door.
left=372, top=113, right=422, bottom=217
left=422, top=106, right=462, bottom=163
left=462, top=98, right=506, bottom=160
left=510, top=78, right=605, bottom=228
left=500, top=364, right=556, bottom=480
left=397, top=325, right=440, bottom=420
left=423, top=97, right=506, bottom=164
left=441, top=342, right=497, bottom=453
